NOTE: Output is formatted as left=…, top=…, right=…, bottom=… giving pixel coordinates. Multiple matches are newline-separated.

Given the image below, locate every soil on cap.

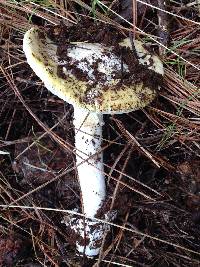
left=46, top=19, right=163, bottom=93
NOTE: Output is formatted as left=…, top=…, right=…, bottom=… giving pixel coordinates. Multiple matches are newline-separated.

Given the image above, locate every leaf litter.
left=0, top=0, right=200, bottom=266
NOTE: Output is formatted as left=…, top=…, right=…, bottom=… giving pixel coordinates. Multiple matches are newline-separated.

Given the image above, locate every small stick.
left=132, top=0, right=137, bottom=40
left=129, top=32, right=139, bottom=64
left=157, top=0, right=170, bottom=56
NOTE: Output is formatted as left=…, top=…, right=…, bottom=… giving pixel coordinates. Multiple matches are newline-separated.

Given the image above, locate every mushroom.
left=23, top=28, right=163, bottom=256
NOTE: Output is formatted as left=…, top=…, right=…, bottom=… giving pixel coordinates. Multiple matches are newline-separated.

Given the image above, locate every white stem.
left=72, top=107, right=106, bottom=256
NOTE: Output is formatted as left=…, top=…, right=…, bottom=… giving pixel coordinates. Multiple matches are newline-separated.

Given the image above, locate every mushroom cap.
left=23, top=28, right=163, bottom=114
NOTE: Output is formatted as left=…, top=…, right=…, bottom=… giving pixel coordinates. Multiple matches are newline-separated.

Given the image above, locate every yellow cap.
left=23, top=28, right=163, bottom=114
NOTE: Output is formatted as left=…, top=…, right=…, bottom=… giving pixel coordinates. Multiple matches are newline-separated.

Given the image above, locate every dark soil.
left=0, top=1, right=200, bottom=266
left=47, top=20, right=163, bottom=91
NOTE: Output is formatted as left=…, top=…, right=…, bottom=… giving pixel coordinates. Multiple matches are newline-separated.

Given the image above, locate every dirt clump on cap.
left=46, top=19, right=163, bottom=92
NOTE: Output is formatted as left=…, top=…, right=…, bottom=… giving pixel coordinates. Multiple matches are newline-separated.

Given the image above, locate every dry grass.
left=0, top=0, right=200, bottom=266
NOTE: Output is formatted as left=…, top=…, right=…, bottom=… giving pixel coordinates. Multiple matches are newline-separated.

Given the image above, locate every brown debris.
left=45, top=21, right=163, bottom=91
left=0, top=236, right=23, bottom=267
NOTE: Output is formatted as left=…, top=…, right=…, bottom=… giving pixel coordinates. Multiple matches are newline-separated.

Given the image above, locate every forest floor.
left=0, top=0, right=200, bottom=266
